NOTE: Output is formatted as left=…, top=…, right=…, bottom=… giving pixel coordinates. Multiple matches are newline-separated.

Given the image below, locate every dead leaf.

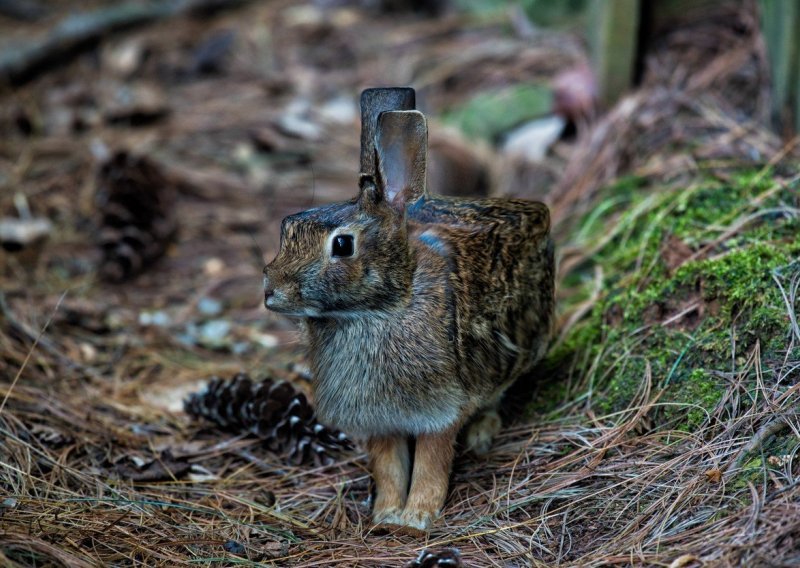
left=113, top=450, right=191, bottom=482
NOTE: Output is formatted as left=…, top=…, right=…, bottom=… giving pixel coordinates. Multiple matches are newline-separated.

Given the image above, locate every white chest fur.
left=306, top=313, right=464, bottom=439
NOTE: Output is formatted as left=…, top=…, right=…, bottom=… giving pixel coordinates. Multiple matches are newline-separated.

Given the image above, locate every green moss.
left=662, top=369, right=720, bottom=431
left=537, top=170, right=800, bottom=427
left=729, top=431, right=800, bottom=491
left=730, top=458, right=765, bottom=491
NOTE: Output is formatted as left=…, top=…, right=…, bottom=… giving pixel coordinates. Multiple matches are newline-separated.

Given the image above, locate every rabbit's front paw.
left=398, top=509, right=436, bottom=534
left=465, top=408, right=502, bottom=456
left=372, top=507, right=404, bottom=527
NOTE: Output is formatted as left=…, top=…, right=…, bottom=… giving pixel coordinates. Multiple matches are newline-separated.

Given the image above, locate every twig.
left=0, top=290, right=67, bottom=414
left=728, top=416, right=792, bottom=473
left=772, top=261, right=800, bottom=345
left=0, top=291, right=99, bottom=379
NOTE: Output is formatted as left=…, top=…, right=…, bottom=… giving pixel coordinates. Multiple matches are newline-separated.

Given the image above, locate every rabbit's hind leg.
left=367, top=435, right=410, bottom=526
left=464, top=406, right=502, bottom=456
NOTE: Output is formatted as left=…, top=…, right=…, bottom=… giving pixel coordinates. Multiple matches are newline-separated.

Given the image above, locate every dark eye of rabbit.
left=331, top=234, right=354, bottom=257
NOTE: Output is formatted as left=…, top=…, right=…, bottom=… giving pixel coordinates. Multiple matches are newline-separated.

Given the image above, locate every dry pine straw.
left=1, top=1, right=799, bottom=566
left=3, top=92, right=800, bottom=568
left=1, top=266, right=799, bottom=567
left=1, top=185, right=800, bottom=563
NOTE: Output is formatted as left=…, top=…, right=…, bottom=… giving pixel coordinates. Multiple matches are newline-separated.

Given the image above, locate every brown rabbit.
left=263, top=87, right=554, bottom=532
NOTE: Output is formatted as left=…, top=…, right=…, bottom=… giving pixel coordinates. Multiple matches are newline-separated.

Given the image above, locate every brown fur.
left=367, top=435, right=410, bottom=522
left=400, top=424, right=459, bottom=532
left=263, top=89, right=555, bottom=531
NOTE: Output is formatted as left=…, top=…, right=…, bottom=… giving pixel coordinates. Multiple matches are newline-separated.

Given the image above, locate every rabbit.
left=263, top=87, right=555, bottom=533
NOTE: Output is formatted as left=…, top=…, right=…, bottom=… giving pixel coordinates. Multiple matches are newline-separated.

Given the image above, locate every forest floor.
left=1, top=1, right=799, bottom=566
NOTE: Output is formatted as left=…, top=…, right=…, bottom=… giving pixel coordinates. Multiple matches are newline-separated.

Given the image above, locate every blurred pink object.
left=553, top=64, right=597, bottom=125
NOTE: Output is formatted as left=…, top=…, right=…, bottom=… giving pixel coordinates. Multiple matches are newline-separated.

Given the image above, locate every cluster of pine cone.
left=184, top=373, right=352, bottom=466
left=406, top=548, right=462, bottom=567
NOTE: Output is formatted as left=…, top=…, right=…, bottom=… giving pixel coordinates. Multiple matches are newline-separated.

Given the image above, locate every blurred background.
left=0, top=0, right=789, bottom=362
left=1, top=0, right=799, bottom=566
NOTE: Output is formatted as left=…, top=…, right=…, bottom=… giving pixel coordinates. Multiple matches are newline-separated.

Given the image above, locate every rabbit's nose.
left=263, top=272, right=275, bottom=306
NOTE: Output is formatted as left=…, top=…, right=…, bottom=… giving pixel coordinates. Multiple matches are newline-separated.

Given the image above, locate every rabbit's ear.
left=375, top=110, right=427, bottom=210
left=360, top=88, right=416, bottom=177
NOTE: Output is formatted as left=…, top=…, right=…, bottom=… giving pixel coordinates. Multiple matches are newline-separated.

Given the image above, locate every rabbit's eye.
left=332, top=234, right=354, bottom=257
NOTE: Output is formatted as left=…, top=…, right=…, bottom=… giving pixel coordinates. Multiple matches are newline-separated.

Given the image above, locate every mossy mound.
left=540, top=170, right=800, bottom=431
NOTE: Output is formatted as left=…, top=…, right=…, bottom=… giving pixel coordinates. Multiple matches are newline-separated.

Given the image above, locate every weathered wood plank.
left=588, top=0, right=641, bottom=107
left=760, top=0, right=800, bottom=136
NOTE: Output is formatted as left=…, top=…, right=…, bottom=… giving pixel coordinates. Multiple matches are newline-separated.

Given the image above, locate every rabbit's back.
left=265, top=103, right=554, bottom=441
left=409, top=195, right=554, bottom=401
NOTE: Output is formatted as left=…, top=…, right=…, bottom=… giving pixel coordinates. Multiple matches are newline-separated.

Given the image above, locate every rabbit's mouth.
left=265, top=303, right=320, bottom=318
left=264, top=289, right=321, bottom=318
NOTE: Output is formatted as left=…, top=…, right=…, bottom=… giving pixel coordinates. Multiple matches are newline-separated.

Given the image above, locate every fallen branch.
left=0, top=0, right=44, bottom=22
left=0, top=0, right=252, bottom=86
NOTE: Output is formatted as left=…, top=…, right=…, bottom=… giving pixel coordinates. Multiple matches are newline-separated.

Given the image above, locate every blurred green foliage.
left=442, top=83, right=552, bottom=141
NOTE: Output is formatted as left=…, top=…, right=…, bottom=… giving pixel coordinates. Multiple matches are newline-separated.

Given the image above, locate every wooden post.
left=588, top=0, right=748, bottom=110
left=760, top=0, right=800, bottom=137
left=588, top=0, right=641, bottom=107
left=359, top=88, right=416, bottom=177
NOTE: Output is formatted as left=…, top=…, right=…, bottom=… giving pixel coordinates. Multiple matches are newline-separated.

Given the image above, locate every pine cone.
left=406, top=548, right=462, bottom=568
left=95, top=151, right=177, bottom=282
left=184, top=373, right=353, bottom=466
